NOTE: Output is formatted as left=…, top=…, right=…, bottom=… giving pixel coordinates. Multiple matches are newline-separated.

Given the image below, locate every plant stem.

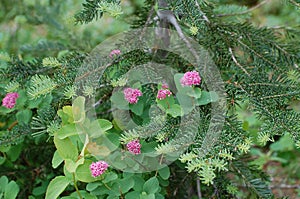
left=8, top=120, right=18, bottom=131
left=103, top=182, right=112, bottom=190
left=73, top=173, right=83, bottom=199
left=155, top=154, right=164, bottom=176
left=196, top=177, right=202, bottom=199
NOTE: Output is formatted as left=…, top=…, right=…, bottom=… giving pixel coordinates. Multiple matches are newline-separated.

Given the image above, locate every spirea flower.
left=109, top=49, right=121, bottom=58
left=180, top=71, right=201, bottom=87
left=157, top=89, right=172, bottom=100
left=123, top=88, right=142, bottom=104
left=90, top=161, right=109, bottom=177
left=126, top=139, right=141, bottom=155
left=2, top=92, right=19, bottom=109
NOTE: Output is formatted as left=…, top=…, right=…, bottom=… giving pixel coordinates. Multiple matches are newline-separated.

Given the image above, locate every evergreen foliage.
left=0, top=0, right=299, bottom=198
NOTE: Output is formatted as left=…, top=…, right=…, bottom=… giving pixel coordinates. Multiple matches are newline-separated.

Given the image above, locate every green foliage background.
left=0, top=0, right=300, bottom=198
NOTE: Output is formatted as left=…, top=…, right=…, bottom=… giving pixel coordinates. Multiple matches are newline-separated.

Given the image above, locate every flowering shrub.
left=157, top=89, right=172, bottom=100
left=180, top=71, right=201, bottom=87
left=90, top=161, right=109, bottom=177
left=0, top=0, right=299, bottom=199
left=123, top=87, right=143, bottom=104
left=2, top=92, right=19, bottom=109
left=126, top=139, right=141, bottom=155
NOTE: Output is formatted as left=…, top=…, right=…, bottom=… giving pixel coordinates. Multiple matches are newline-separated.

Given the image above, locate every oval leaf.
left=54, top=136, right=78, bottom=161
left=45, top=176, right=70, bottom=199
left=52, top=150, right=63, bottom=169
left=4, top=181, right=19, bottom=199
left=143, top=177, right=159, bottom=194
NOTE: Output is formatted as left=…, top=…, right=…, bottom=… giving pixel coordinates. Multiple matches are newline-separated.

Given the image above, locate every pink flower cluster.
left=90, top=161, right=109, bottom=177
left=180, top=71, right=201, bottom=87
left=157, top=83, right=172, bottom=100
left=123, top=88, right=142, bottom=104
left=126, top=139, right=141, bottom=155
left=157, top=89, right=172, bottom=100
left=2, top=92, right=19, bottom=109
left=109, top=49, right=121, bottom=58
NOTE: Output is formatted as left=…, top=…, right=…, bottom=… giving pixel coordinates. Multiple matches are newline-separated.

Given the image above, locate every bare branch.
left=196, top=178, right=202, bottom=199
left=156, top=0, right=200, bottom=63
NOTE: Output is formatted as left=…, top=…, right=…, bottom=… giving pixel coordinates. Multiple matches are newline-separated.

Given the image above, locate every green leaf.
left=73, top=96, right=86, bottom=123
left=65, top=158, right=85, bottom=173
left=158, top=166, right=170, bottom=180
left=38, top=94, right=53, bottom=108
left=27, top=93, right=52, bottom=109
left=129, top=101, right=144, bottom=116
left=187, top=87, right=202, bottom=98
left=111, top=91, right=129, bottom=110
left=63, top=165, right=73, bottom=181
left=27, top=97, right=43, bottom=109
left=155, top=193, right=165, bottom=199
left=45, top=176, right=70, bottom=199
left=6, top=144, right=22, bottom=162
left=141, top=141, right=157, bottom=154
left=52, top=150, right=64, bottom=168
left=158, top=176, right=169, bottom=187
left=56, top=124, right=80, bottom=139
left=112, top=178, right=134, bottom=194
left=4, top=181, right=19, bottom=199
left=140, top=193, right=155, bottom=199
left=133, top=176, right=145, bottom=192
left=143, top=177, right=159, bottom=194
left=0, top=156, right=6, bottom=165
left=107, top=195, right=119, bottom=199
left=98, top=119, right=113, bottom=132
left=75, top=159, right=99, bottom=183
left=32, top=181, right=48, bottom=196
left=0, top=176, right=8, bottom=192
left=156, top=95, right=175, bottom=111
left=54, top=136, right=78, bottom=161
left=89, top=119, right=113, bottom=138
left=15, top=90, right=27, bottom=108
left=197, top=91, right=219, bottom=105
left=176, top=92, right=195, bottom=114
left=166, top=104, right=183, bottom=117
left=270, top=133, right=294, bottom=151
left=103, top=172, right=118, bottom=183
left=86, top=182, right=102, bottom=192
left=16, top=109, right=32, bottom=124
left=58, top=106, right=74, bottom=124
left=125, top=191, right=140, bottom=199
left=70, top=190, right=97, bottom=199
left=104, top=132, right=120, bottom=151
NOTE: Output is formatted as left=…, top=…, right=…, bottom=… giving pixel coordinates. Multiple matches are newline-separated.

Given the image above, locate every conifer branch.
left=288, top=0, right=300, bottom=7
left=259, top=91, right=300, bottom=100
left=229, top=47, right=250, bottom=76
left=194, top=0, right=210, bottom=23
left=217, top=0, right=270, bottom=17
left=237, top=39, right=281, bottom=70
